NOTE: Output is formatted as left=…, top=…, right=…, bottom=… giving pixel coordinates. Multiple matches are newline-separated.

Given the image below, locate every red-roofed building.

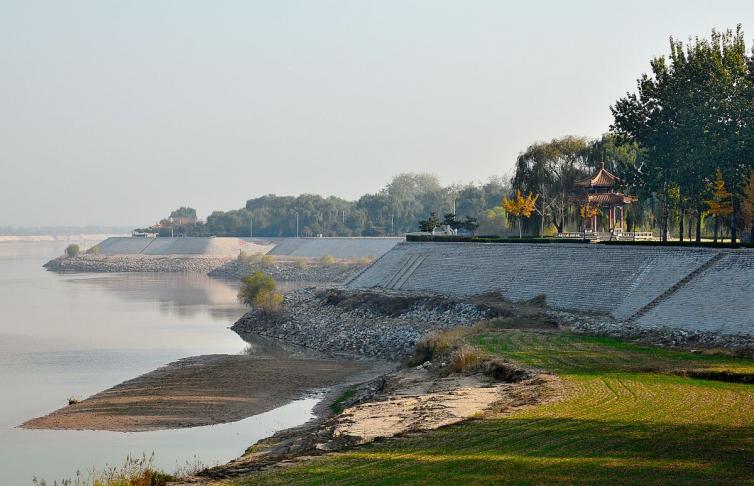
left=576, top=162, right=638, bottom=233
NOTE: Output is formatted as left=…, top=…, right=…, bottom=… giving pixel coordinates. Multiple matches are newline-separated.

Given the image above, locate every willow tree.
left=511, top=136, right=590, bottom=235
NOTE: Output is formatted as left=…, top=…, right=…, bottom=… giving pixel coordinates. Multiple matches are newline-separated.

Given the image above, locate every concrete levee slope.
left=636, top=252, right=754, bottom=335
left=348, top=242, right=754, bottom=335
left=93, top=237, right=154, bottom=255
left=267, top=237, right=402, bottom=259
left=94, top=237, right=272, bottom=256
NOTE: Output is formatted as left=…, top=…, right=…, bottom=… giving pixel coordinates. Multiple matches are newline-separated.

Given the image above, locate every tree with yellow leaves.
left=705, top=169, right=733, bottom=243
left=742, top=170, right=754, bottom=244
left=502, top=190, right=539, bottom=238
left=579, top=203, right=600, bottom=233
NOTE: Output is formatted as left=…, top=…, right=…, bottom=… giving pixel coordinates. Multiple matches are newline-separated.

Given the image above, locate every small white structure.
left=432, top=225, right=457, bottom=236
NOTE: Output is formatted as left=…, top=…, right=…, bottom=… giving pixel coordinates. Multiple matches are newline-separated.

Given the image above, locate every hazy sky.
left=2, top=1, right=753, bottom=227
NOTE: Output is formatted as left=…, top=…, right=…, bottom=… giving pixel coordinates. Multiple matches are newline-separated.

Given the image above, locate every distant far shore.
left=0, top=234, right=128, bottom=243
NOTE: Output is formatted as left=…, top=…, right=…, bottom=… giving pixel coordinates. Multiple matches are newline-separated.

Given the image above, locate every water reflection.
left=70, top=273, right=245, bottom=321
left=0, top=242, right=325, bottom=484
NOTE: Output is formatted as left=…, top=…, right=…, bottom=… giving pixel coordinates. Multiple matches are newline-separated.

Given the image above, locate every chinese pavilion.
left=576, top=162, right=638, bottom=233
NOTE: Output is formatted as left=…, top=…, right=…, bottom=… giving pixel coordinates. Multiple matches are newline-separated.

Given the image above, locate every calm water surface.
left=0, top=241, right=316, bottom=485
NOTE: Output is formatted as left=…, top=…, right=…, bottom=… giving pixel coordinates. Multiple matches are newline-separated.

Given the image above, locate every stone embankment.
left=556, top=310, right=754, bottom=354
left=208, top=260, right=364, bottom=282
left=232, top=288, right=487, bottom=360
left=44, top=255, right=231, bottom=273
left=348, top=242, right=754, bottom=344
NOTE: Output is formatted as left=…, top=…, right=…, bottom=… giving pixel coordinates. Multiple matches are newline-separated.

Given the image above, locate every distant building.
left=575, top=162, right=638, bottom=233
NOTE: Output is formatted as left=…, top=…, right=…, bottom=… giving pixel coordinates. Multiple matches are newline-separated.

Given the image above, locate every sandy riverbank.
left=22, top=353, right=391, bottom=432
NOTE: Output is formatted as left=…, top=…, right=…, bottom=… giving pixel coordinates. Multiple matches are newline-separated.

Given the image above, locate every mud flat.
left=22, top=353, right=391, bottom=432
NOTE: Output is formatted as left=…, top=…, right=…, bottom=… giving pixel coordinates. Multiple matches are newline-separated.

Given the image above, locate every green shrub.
left=238, top=271, right=276, bottom=306
left=64, top=244, right=80, bottom=258
left=321, top=254, right=337, bottom=265
left=253, top=288, right=284, bottom=313
left=238, top=271, right=283, bottom=313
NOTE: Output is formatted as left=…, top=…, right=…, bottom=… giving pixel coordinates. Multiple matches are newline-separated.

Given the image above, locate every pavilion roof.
left=576, top=193, right=638, bottom=205
left=576, top=162, right=620, bottom=188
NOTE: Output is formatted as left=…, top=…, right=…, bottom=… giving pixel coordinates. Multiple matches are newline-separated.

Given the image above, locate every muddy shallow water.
left=0, top=241, right=328, bottom=484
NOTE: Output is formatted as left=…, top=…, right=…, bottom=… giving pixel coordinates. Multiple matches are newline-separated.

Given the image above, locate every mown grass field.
left=236, top=331, right=754, bottom=485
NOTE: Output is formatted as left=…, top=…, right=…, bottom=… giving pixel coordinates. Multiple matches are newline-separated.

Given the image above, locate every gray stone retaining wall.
left=208, top=259, right=364, bottom=282
left=348, top=242, right=754, bottom=337
left=44, top=255, right=231, bottom=273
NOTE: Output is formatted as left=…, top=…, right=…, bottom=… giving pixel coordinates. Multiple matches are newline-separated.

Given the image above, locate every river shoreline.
left=22, top=339, right=393, bottom=432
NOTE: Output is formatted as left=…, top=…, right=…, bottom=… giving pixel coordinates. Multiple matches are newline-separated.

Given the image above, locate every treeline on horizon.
left=144, top=26, right=754, bottom=242
left=140, top=174, right=513, bottom=238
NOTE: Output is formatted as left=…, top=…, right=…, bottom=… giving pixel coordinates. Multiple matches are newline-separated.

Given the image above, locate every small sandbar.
left=22, top=354, right=381, bottom=432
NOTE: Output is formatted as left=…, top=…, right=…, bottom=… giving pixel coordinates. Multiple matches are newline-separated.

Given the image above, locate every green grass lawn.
left=235, top=331, right=754, bottom=485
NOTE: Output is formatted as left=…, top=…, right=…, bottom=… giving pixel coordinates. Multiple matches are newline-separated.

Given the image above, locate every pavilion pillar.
left=607, top=205, right=615, bottom=232
left=618, top=206, right=624, bottom=231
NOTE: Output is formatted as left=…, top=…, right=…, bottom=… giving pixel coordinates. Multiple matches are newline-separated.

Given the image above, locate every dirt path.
left=22, top=354, right=389, bottom=432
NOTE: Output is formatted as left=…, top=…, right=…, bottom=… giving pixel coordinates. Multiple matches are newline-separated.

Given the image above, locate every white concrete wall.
left=267, top=237, right=402, bottom=259
left=93, top=237, right=273, bottom=256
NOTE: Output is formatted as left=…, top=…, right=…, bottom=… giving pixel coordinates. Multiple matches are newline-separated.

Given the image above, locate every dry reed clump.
left=320, top=254, right=337, bottom=266
left=449, top=345, right=486, bottom=373
left=237, top=250, right=261, bottom=264
left=237, top=251, right=276, bottom=266
left=33, top=453, right=175, bottom=486
left=295, top=258, right=310, bottom=269
left=411, top=327, right=532, bottom=381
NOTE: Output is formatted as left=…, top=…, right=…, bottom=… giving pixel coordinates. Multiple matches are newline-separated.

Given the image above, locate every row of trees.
left=142, top=174, right=514, bottom=238
left=509, top=27, right=754, bottom=243
left=142, top=27, right=754, bottom=243
left=611, top=26, right=754, bottom=243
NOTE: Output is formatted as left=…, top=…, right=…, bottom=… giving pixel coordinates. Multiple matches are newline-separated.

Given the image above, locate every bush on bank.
left=238, top=271, right=283, bottom=313
left=64, top=244, right=80, bottom=258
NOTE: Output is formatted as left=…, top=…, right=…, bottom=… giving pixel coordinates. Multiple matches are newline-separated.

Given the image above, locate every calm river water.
left=0, top=241, right=316, bottom=485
